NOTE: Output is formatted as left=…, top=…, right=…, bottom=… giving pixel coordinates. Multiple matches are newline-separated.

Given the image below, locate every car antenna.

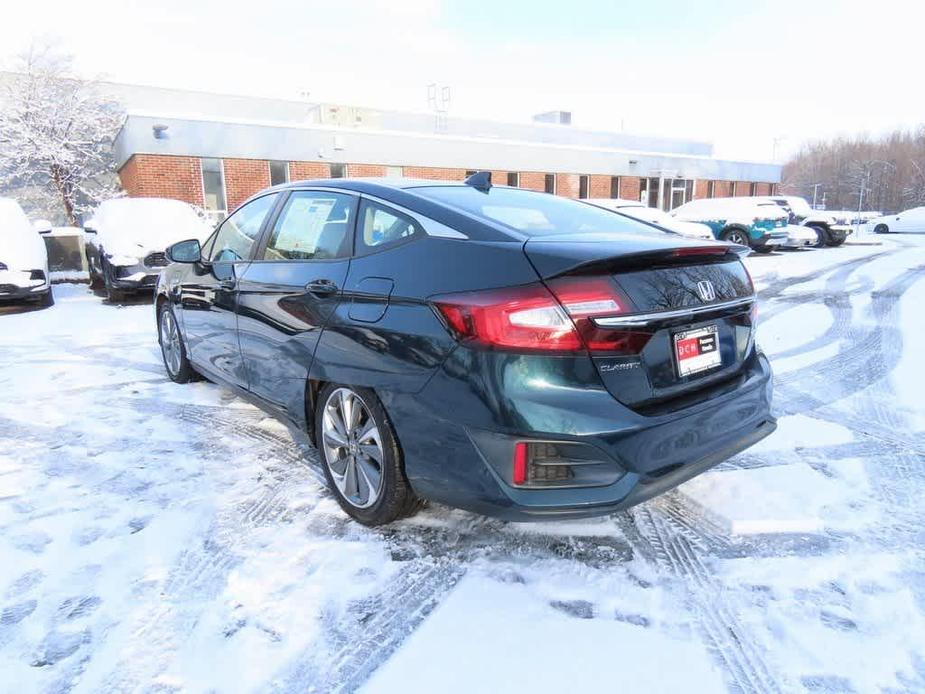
left=464, top=171, right=492, bottom=192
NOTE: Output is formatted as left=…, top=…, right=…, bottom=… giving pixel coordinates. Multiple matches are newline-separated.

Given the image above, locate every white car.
left=870, top=206, right=925, bottom=234
left=84, top=198, right=213, bottom=301
left=0, top=198, right=53, bottom=306
left=583, top=199, right=714, bottom=240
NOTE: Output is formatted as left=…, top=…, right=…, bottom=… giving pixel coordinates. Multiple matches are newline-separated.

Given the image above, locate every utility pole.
left=812, top=183, right=822, bottom=209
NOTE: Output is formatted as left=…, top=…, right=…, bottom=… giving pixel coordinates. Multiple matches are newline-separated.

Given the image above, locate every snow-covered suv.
left=671, top=198, right=789, bottom=253
left=754, top=196, right=851, bottom=248
left=0, top=197, right=52, bottom=306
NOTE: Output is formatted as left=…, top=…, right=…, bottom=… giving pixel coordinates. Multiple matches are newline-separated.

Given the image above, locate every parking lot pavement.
left=1, top=237, right=924, bottom=693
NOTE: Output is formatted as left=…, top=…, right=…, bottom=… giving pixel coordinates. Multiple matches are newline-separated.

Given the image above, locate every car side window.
left=208, top=193, right=279, bottom=263
left=357, top=200, right=422, bottom=254
left=263, top=192, right=357, bottom=260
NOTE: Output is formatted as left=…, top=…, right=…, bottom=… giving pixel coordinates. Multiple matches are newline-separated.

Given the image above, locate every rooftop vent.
left=533, top=110, right=572, bottom=125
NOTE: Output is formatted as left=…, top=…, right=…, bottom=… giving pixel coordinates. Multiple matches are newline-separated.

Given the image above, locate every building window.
left=269, top=161, right=289, bottom=186
left=610, top=176, right=621, bottom=199
left=201, top=158, right=227, bottom=220
left=730, top=181, right=738, bottom=196
left=385, top=166, right=402, bottom=177
left=507, top=172, right=519, bottom=187
left=708, top=180, right=716, bottom=198
left=330, top=163, right=346, bottom=178
left=544, top=174, right=556, bottom=194
left=578, top=175, right=590, bottom=199
left=749, top=182, right=758, bottom=196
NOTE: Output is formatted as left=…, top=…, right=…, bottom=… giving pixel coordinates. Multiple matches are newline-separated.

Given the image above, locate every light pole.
left=811, top=183, right=823, bottom=209
left=856, top=160, right=896, bottom=237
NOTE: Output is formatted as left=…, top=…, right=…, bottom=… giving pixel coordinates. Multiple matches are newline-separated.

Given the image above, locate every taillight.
left=547, top=276, right=651, bottom=355
left=433, top=277, right=651, bottom=356
left=433, top=283, right=583, bottom=352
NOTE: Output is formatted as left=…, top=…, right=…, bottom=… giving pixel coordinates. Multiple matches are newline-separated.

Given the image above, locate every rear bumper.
left=386, top=348, right=775, bottom=521
left=753, top=230, right=787, bottom=247
left=781, top=225, right=817, bottom=248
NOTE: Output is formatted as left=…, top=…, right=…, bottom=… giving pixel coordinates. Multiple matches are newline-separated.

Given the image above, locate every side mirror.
left=166, top=238, right=202, bottom=264
left=83, top=226, right=98, bottom=235
left=33, top=219, right=53, bottom=235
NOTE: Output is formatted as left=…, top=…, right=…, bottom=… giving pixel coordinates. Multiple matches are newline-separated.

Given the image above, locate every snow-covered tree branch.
left=0, top=44, right=125, bottom=224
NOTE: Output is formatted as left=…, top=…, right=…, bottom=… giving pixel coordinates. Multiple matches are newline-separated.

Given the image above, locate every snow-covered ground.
left=1, top=237, right=924, bottom=693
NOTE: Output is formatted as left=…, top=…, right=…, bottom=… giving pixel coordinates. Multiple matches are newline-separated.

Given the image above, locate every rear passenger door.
left=235, top=189, right=358, bottom=414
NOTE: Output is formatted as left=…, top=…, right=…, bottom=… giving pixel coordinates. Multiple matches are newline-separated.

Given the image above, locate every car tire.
left=826, top=237, right=846, bottom=247
left=753, top=245, right=774, bottom=254
left=807, top=224, right=828, bottom=248
left=720, top=228, right=751, bottom=247
left=87, top=252, right=103, bottom=289
left=874, top=224, right=889, bottom=234
left=158, top=302, right=195, bottom=383
left=315, top=383, right=422, bottom=526
left=39, top=287, right=54, bottom=307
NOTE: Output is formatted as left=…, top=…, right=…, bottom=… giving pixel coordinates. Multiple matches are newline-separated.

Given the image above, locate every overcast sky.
left=2, top=0, right=921, bottom=162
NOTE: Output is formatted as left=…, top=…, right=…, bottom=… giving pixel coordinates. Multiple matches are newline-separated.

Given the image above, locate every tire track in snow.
left=628, top=506, right=786, bottom=694
left=774, top=263, right=925, bottom=424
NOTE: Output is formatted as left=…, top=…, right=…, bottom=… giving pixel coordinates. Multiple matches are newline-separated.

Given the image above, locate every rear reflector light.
left=509, top=441, right=623, bottom=488
left=433, top=277, right=651, bottom=355
left=512, top=442, right=528, bottom=485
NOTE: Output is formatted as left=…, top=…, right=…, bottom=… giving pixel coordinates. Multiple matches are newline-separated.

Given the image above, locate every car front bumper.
left=0, top=270, right=49, bottom=302
left=386, top=347, right=776, bottom=521
left=110, top=263, right=165, bottom=290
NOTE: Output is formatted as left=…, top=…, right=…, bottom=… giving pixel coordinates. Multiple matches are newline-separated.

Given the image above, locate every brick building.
left=108, top=83, right=781, bottom=221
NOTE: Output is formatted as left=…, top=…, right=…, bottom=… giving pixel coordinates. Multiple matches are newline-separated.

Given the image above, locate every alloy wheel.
left=726, top=230, right=749, bottom=246
left=159, top=309, right=182, bottom=377
left=321, top=388, right=384, bottom=509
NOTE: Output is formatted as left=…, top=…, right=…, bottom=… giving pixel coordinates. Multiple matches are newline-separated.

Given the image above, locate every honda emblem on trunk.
left=696, top=280, right=716, bottom=302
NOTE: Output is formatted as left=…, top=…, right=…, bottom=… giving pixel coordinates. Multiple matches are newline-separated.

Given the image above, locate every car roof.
left=270, top=177, right=477, bottom=194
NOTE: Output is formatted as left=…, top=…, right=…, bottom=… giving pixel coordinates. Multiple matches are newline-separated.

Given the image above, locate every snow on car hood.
left=87, top=198, right=214, bottom=259
left=0, top=198, right=48, bottom=271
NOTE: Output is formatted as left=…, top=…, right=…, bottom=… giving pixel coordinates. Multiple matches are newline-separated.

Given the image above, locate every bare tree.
left=782, top=127, right=925, bottom=213
left=0, top=43, right=124, bottom=224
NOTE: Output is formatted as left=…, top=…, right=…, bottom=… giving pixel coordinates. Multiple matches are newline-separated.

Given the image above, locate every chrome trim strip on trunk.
left=592, top=296, right=755, bottom=327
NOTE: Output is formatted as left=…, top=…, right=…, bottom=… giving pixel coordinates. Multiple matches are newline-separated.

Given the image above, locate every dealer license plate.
left=674, top=324, right=721, bottom=377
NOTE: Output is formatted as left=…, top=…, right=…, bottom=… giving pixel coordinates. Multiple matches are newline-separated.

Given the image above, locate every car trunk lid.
left=524, top=233, right=757, bottom=410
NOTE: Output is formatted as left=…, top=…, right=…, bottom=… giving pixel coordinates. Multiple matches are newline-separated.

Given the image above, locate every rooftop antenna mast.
left=427, top=83, right=451, bottom=133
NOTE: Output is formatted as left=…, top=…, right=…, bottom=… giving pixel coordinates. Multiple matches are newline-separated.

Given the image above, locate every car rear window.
left=412, top=186, right=662, bottom=237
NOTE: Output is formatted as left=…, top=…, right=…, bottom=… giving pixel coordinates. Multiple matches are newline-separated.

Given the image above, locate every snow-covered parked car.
left=84, top=198, right=213, bottom=301
left=754, top=196, right=851, bottom=247
left=670, top=198, right=789, bottom=253
left=0, top=197, right=53, bottom=307
left=870, top=206, right=925, bottom=234
left=583, top=198, right=714, bottom=239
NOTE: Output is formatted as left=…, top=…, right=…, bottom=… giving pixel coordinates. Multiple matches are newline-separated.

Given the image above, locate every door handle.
left=305, top=279, right=338, bottom=296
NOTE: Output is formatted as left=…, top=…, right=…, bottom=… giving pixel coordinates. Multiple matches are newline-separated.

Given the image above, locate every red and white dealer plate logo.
left=673, top=324, right=721, bottom=377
